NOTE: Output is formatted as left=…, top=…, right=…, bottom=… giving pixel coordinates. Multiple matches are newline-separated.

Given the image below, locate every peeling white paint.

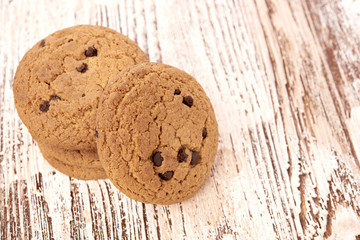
left=0, top=0, right=359, bottom=239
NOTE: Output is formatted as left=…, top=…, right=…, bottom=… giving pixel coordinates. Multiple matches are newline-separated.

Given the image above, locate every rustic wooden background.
left=1, top=0, right=360, bottom=239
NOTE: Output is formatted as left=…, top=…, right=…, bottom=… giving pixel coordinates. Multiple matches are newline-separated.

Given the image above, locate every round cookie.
left=37, top=143, right=101, bottom=168
left=97, top=63, right=219, bottom=204
left=39, top=146, right=107, bottom=180
left=13, top=25, right=149, bottom=150
left=45, top=156, right=107, bottom=180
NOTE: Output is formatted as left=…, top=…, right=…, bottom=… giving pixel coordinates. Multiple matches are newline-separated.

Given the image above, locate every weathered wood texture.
left=1, top=0, right=360, bottom=239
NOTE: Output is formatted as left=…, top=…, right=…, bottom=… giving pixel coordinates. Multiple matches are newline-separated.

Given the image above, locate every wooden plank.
left=0, top=0, right=359, bottom=239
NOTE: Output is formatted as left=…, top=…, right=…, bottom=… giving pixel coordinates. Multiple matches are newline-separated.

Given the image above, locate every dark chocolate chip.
left=177, top=148, right=188, bottom=163
left=50, top=95, right=61, bottom=102
left=152, top=152, right=163, bottom=167
left=40, top=39, right=45, bottom=47
left=202, top=127, right=207, bottom=139
left=39, top=101, right=50, bottom=112
left=174, top=89, right=181, bottom=95
left=76, top=63, right=88, bottom=73
left=95, top=129, right=98, bottom=138
left=82, top=93, right=85, bottom=97
left=85, top=47, right=97, bottom=57
left=182, top=96, right=193, bottom=107
left=190, top=151, right=200, bottom=165
left=158, top=171, right=174, bottom=180
left=68, top=39, right=73, bottom=42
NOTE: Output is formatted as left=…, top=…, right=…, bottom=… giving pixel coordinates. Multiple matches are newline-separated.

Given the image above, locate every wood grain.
left=1, top=0, right=360, bottom=239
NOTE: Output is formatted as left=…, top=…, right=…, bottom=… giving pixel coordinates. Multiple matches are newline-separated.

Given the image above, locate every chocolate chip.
left=158, top=171, right=174, bottom=180
left=39, top=101, right=50, bottom=112
left=190, top=151, right=199, bottom=165
left=85, top=47, right=97, bottom=57
left=202, top=127, right=207, bottom=139
left=174, top=89, right=181, bottom=95
left=177, top=148, right=188, bottom=163
left=82, top=93, right=85, bottom=97
left=182, top=96, right=193, bottom=107
left=40, top=39, right=45, bottom=47
left=95, top=129, right=98, bottom=138
left=68, top=39, right=73, bottom=42
left=50, top=95, right=61, bottom=102
left=152, top=152, right=163, bottom=167
left=76, top=63, right=88, bottom=73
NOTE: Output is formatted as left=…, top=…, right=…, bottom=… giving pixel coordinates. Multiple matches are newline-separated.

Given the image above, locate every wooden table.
left=1, top=0, right=360, bottom=239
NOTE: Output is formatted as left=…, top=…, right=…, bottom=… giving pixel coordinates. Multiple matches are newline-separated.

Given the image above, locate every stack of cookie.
left=13, top=25, right=149, bottom=180
left=14, top=25, right=219, bottom=204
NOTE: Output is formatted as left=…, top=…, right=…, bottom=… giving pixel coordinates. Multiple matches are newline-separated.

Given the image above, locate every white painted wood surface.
left=1, top=0, right=360, bottom=239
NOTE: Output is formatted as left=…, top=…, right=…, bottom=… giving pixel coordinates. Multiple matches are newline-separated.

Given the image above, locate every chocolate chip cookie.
left=38, top=143, right=101, bottom=168
left=96, top=63, right=219, bottom=204
left=43, top=155, right=107, bottom=180
left=39, top=144, right=106, bottom=180
left=13, top=25, right=149, bottom=150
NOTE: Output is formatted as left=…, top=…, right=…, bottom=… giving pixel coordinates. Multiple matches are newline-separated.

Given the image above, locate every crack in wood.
left=141, top=203, right=149, bottom=240
left=99, top=183, right=111, bottom=239
left=119, top=200, right=127, bottom=239
left=70, top=179, right=85, bottom=240
left=105, top=181, right=120, bottom=239
left=153, top=205, right=161, bottom=240
left=87, top=183, right=105, bottom=240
